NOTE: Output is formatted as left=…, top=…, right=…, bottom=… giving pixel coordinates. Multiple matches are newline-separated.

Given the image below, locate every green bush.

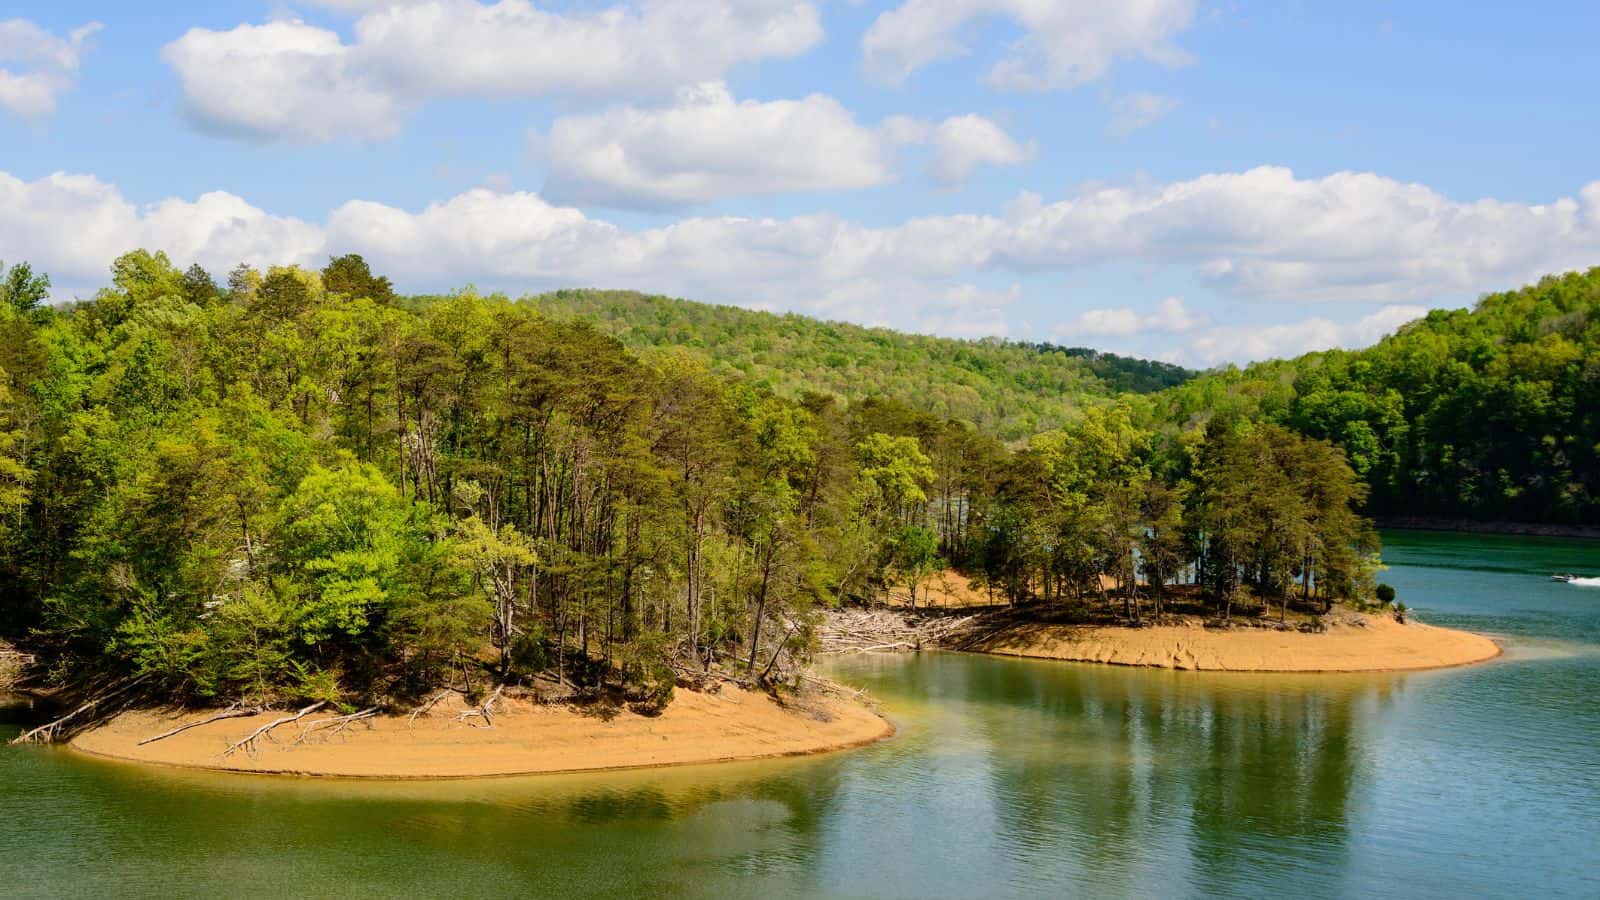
left=509, top=627, right=550, bottom=677
left=621, top=630, right=675, bottom=714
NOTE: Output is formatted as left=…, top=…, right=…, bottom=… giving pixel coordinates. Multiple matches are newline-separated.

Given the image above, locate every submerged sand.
left=71, top=685, right=892, bottom=779
left=966, top=611, right=1501, bottom=672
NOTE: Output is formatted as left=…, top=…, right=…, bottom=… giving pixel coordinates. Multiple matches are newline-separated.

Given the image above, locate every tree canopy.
left=0, top=250, right=1480, bottom=710
left=503, top=288, right=1195, bottom=441
left=1150, top=267, right=1600, bottom=525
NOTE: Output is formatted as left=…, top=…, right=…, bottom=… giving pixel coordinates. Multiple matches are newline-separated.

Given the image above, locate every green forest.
left=0, top=251, right=1591, bottom=712
left=511, top=288, right=1195, bottom=440
left=1152, top=268, right=1600, bottom=524
left=521, top=273, right=1600, bottom=527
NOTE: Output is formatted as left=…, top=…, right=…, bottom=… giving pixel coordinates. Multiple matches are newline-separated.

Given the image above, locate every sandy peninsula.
left=71, top=685, right=892, bottom=779
left=965, top=611, right=1501, bottom=672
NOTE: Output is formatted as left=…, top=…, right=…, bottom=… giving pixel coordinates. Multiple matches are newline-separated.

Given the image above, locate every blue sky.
left=3, top=1, right=1599, bottom=365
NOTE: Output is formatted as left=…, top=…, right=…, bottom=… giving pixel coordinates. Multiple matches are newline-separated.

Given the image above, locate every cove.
left=3, top=530, right=1598, bottom=899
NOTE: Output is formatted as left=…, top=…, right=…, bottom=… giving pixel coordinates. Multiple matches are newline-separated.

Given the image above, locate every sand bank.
left=71, top=685, right=892, bottom=779
left=885, top=569, right=999, bottom=609
left=966, top=611, right=1501, bottom=672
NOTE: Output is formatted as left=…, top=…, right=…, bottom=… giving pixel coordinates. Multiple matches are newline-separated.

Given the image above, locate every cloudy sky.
left=3, top=2, right=1599, bottom=365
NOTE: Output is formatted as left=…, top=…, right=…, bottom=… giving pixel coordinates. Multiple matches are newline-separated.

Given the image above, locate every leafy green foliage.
left=322, top=254, right=396, bottom=305
left=0, top=250, right=1417, bottom=708
left=1152, top=267, right=1600, bottom=524
left=275, top=462, right=424, bottom=644
left=510, top=289, right=1195, bottom=440
left=0, top=261, right=50, bottom=316
left=888, top=525, right=940, bottom=609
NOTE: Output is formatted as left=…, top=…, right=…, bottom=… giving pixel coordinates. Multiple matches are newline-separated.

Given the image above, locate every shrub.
left=509, top=626, right=550, bottom=677
left=620, top=630, right=675, bottom=714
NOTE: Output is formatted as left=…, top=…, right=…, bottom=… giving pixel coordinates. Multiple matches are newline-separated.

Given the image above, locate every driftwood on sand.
left=137, top=705, right=264, bottom=746
left=291, top=707, right=380, bottom=746
left=818, top=608, right=979, bottom=654
left=9, top=676, right=148, bottom=745
left=220, top=701, right=327, bottom=758
left=458, top=685, right=504, bottom=726
left=408, top=689, right=455, bottom=728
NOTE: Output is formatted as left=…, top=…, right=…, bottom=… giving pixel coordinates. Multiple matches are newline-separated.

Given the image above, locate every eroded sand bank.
left=967, top=611, right=1501, bottom=672
left=71, top=685, right=892, bottom=778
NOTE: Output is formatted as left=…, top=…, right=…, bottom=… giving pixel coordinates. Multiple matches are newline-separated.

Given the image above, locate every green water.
left=3, top=531, right=1598, bottom=898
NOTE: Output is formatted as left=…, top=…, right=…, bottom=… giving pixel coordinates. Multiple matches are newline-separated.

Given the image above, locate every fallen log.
left=845, top=641, right=916, bottom=653
left=138, top=705, right=263, bottom=746
left=407, top=689, right=454, bottom=728
left=292, top=707, right=380, bottom=746
left=457, top=685, right=503, bottom=726
left=220, top=701, right=326, bottom=758
left=10, top=676, right=147, bottom=745
left=798, top=672, right=871, bottom=700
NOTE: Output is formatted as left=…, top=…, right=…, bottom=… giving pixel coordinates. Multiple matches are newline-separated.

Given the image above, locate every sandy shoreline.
left=70, top=685, right=893, bottom=779
left=964, top=611, right=1501, bottom=672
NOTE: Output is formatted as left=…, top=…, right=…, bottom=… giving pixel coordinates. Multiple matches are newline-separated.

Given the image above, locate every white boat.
left=1551, top=573, right=1579, bottom=583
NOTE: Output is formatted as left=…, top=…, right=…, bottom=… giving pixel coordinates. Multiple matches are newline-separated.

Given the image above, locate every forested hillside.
left=0, top=252, right=1371, bottom=713
left=509, top=289, right=1194, bottom=440
left=1150, top=268, right=1600, bottom=525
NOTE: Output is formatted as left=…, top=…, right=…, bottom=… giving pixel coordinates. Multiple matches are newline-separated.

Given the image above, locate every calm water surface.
left=3, top=531, right=1598, bottom=898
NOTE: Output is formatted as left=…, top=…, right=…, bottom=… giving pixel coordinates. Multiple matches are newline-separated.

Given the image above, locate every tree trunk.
left=746, top=543, right=776, bottom=675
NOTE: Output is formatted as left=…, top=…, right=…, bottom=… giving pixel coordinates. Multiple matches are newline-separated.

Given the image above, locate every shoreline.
left=68, top=684, right=894, bottom=780
left=823, top=603, right=1503, bottom=673
left=1377, top=517, right=1600, bottom=540
left=962, top=612, right=1502, bottom=673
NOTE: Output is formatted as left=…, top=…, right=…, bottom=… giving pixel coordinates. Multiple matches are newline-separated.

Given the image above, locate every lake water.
left=3, top=531, right=1598, bottom=898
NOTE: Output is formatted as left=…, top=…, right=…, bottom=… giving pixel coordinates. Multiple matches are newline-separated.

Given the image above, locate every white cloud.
left=163, top=20, right=406, bottom=142
left=1107, top=92, right=1177, bottom=137
left=163, top=0, right=824, bottom=142
left=1183, top=305, right=1428, bottom=366
left=863, top=0, right=1196, bottom=90
left=6, top=167, right=1599, bottom=358
left=995, top=167, right=1600, bottom=304
left=540, top=82, right=896, bottom=208
left=926, top=114, right=1033, bottom=186
left=0, top=171, right=324, bottom=285
left=1057, top=296, right=1207, bottom=338
left=539, top=90, right=1029, bottom=207
left=0, top=18, right=100, bottom=118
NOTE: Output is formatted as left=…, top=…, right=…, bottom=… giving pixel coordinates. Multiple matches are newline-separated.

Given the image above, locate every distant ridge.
left=509, top=289, right=1194, bottom=440
left=1152, top=266, right=1600, bottom=525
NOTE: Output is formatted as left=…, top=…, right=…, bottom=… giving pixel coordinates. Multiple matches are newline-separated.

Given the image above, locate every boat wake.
left=1565, top=577, right=1600, bottom=588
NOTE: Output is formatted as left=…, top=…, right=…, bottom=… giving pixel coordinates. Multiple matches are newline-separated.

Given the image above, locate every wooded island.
left=3, top=253, right=1589, bottom=775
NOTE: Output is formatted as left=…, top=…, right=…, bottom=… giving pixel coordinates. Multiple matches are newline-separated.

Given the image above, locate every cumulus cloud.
left=863, top=0, right=1196, bottom=90
left=925, top=114, right=1034, bottom=186
left=0, top=18, right=100, bottom=118
left=995, top=167, right=1600, bottom=304
left=162, top=20, right=407, bottom=142
left=1058, top=299, right=1426, bottom=365
left=540, top=90, right=1029, bottom=207
left=1182, top=305, right=1428, bottom=366
left=1057, top=296, right=1207, bottom=338
left=163, top=0, right=823, bottom=142
left=0, top=171, right=324, bottom=286
left=540, top=82, right=897, bottom=208
left=1107, top=92, right=1177, bottom=137
left=6, top=167, right=1600, bottom=357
